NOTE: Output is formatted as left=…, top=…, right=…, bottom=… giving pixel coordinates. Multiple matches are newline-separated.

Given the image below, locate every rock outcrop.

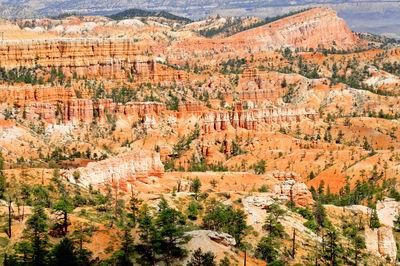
left=365, top=226, right=397, bottom=262
left=178, top=101, right=204, bottom=118
left=0, top=84, right=76, bottom=107
left=10, top=93, right=167, bottom=125
left=65, top=149, right=164, bottom=190
left=376, top=197, right=399, bottom=228
left=203, top=103, right=317, bottom=133
left=272, top=180, right=313, bottom=207
left=238, top=68, right=279, bottom=103
left=0, top=38, right=152, bottom=78
left=0, top=38, right=189, bottom=85
left=120, top=102, right=166, bottom=120
left=25, top=102, right=56, bottom=123
left=185, top=230, right=236, bottom=247
left=63, top=99, right=94, bottom=123
left=271, top=170, right=301, bottom=181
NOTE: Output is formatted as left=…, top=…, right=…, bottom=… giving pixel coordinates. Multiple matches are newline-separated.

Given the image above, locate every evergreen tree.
left=187, top=201, right=200, bottom=220
left=254, top=237, right=283, bottom=265
left=155, top=204, right=188, bottom=265
left=394, top=212, right=400, bottom=232
left=22, top=205, right=50, bottom=265
left=323, top=230, right=343, bottom=265
left=191, top=177, right=202, bottom=200
left=53, top=198, right=74, bottom=235
left=127, top=194, right=143, bottom=227
left=369, top=209, right=381, bottom=229
left=187, top=248, right=216, bottom=266
left=113, top=228, right=135, bottom=266
left=313, top=201, right=328, bottom=228
left=135, top=205, right=159, bottom=265
left=202, top=201, right=248, bottom=247
left=49, top=237, right=80, bottom=266
left=70, top=222, right=93, bottom=264
left=262, top=203, right=287, bottom=239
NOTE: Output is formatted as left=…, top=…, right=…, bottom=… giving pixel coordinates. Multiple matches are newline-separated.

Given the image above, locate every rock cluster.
left=25, top=102, right=56, bottom=123
left=0, top=84, right=75, bottom=107
left=203, top=103, right=317, bottom=133
left=65, top=149, right=164, bottom=190
left=14, top=93, right=166, bottom=125
left=271, top=171, right=301, bottom=181
left=272, top=180, right=313, bottom=207
left=185, top=230, right=236, bottom=247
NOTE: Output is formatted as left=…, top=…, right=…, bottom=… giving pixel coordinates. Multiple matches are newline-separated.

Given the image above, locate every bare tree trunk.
left=64, top=211, right=68, bottom=235
left=292, top=229, right=296, bottom=258
left=7, top=197, right=12, bottom=238
left=244, top=247, right=246, bottom=266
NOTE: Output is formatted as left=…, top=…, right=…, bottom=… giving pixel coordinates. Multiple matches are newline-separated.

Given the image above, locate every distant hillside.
left=0, top=5, right=41, bottom=19
left=356, top=32, right=400, bottom=49
left=0, top=0, right=399, bottom=38
left=108, top=9, right=192, bottom=23
left=198, top=9, right=311, bottom=38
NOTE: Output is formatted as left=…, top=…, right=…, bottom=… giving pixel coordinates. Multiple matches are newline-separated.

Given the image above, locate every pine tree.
left=23, top=205, right=50, bottom=265
left=127, top=194, right=143, bottom=227
left=369, top=209, right=381, bottom=229
left=135, top=204, right=159, bottom=265
left=313, top=201, right=327, bottom=228
left=50, top=237, right=80, bottom=266
left=393, top=212, right=400, bottom=232
left=323, top=230, right=343, bottom=265
left=254, top=237, right=282, bottom=264
left=155, top=204, right=188, bottom=265
left=53, top=198, right=74, bottom=235
left=187, top=248, right=216, bottom=266
left=114, top=228, right=135, bottom=266
left=191, top=177, right=202, bottom=200
left=71, top=221, right=93, bottom=264
left=187, top=201, right=200, bottom=220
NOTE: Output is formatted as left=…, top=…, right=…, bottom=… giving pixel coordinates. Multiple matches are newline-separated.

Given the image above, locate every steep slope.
left=229, top=7, right=365, bottom=50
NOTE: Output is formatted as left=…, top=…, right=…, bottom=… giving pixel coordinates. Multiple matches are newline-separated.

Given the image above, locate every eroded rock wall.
left=66, top=149, right=164, bottom=190
left=0, top=38, right=153, bottom=78
left=365, top=226, right=397, bottom=262
left=203, top=104, right=317, bottom=133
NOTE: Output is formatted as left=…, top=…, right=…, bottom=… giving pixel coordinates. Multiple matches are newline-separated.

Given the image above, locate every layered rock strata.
left=0, top=38, right=151, bottom=78
left=66, top=149, right=164, bottom=190
left=203, top=104, right=317, bottom=133
left=231, top=8, right=365, bottom=51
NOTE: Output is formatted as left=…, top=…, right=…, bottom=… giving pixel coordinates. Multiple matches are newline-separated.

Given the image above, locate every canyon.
left=0, top=6, right=399, bottom=265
